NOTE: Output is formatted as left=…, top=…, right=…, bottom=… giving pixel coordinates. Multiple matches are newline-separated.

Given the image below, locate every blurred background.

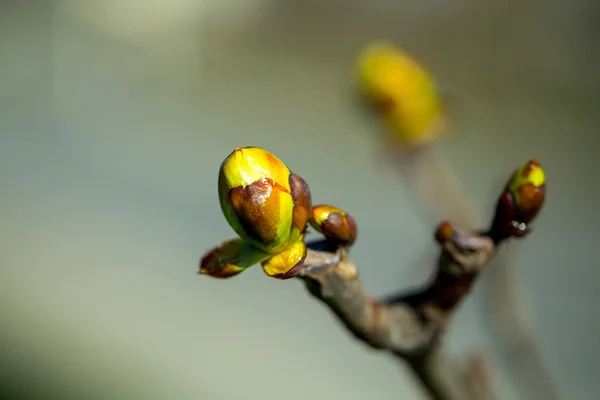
left=1, top=1, right=599, bottom=399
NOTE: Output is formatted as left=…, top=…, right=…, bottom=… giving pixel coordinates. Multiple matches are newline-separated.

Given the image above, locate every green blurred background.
left=1, top=1, right=598, bottom=399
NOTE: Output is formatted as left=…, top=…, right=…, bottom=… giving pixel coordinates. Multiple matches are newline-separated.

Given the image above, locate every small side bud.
left=309, top=205, right=358, bottom=246
left=435, top=221, right=455, bottom=244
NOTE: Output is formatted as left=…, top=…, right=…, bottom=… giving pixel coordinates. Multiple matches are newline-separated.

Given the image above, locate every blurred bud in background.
left=356, top=41, right=447, bottom=152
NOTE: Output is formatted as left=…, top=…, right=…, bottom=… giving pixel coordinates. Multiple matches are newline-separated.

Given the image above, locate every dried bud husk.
left=309, top=205, right=358, bottom=246
left=200, top=239, right=270, bottom=279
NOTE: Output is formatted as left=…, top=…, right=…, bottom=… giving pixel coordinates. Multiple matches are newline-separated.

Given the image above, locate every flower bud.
left=218, top=147, right=312, bottom=254
left=358, top=42, right=434, bottom=109
left=384, top=107, right=445, bottom=149
left=357, top=41, right=403, bottom=110
left=356, top=42, right=444, bottom=148
left=506, top=159, right=546, bottom=224
left=490, top=159, right=546, bottom=240
left=309, top=205, right=358, bottom=246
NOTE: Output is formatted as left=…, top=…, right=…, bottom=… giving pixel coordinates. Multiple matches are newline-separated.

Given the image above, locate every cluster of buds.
left=200, top=147, right=358, bottom=280
left=356, top=41, right=446, bottom=150
left=490, top=159, right=546, bottom=241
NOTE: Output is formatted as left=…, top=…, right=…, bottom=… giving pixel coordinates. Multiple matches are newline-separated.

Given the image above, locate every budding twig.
left=199, top=146, right=547, bottom=400
left=397, top=146, right=559, bottom=399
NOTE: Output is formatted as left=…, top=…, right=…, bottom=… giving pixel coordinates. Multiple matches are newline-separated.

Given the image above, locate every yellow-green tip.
left=506, top=159, right=546, bottom=224
left=508, top=159, right=545, bottom=192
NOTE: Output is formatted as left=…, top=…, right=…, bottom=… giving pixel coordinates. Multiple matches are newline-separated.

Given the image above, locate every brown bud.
left=490, top=159, right=547, bottom=241
left=435, top=221, right=455, bottom=244
left=309, top=205, right=358, bottom=246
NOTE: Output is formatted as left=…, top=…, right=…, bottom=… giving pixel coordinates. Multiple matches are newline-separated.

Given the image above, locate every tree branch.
left=200, top=148, right=547, bottom=400
left=393, top=146, right=558, bottom=399
left=406, top=346, right=480, bottom=400
left=295, top=227, right=499, bottom=400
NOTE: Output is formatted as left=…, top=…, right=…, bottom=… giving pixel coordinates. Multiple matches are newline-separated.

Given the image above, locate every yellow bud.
left=357, top=41, right=407, bottom=109
left=218, top=147, right=311, bottom=254
left=261, top=237, right=307, bottom=279
left=219, top=147, right=291, bottom=194
left=356, top=41, right=444, bottom=147
left=508, top=159, right=545, bottom=201
left=384, top=105, right=445, bottom=148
